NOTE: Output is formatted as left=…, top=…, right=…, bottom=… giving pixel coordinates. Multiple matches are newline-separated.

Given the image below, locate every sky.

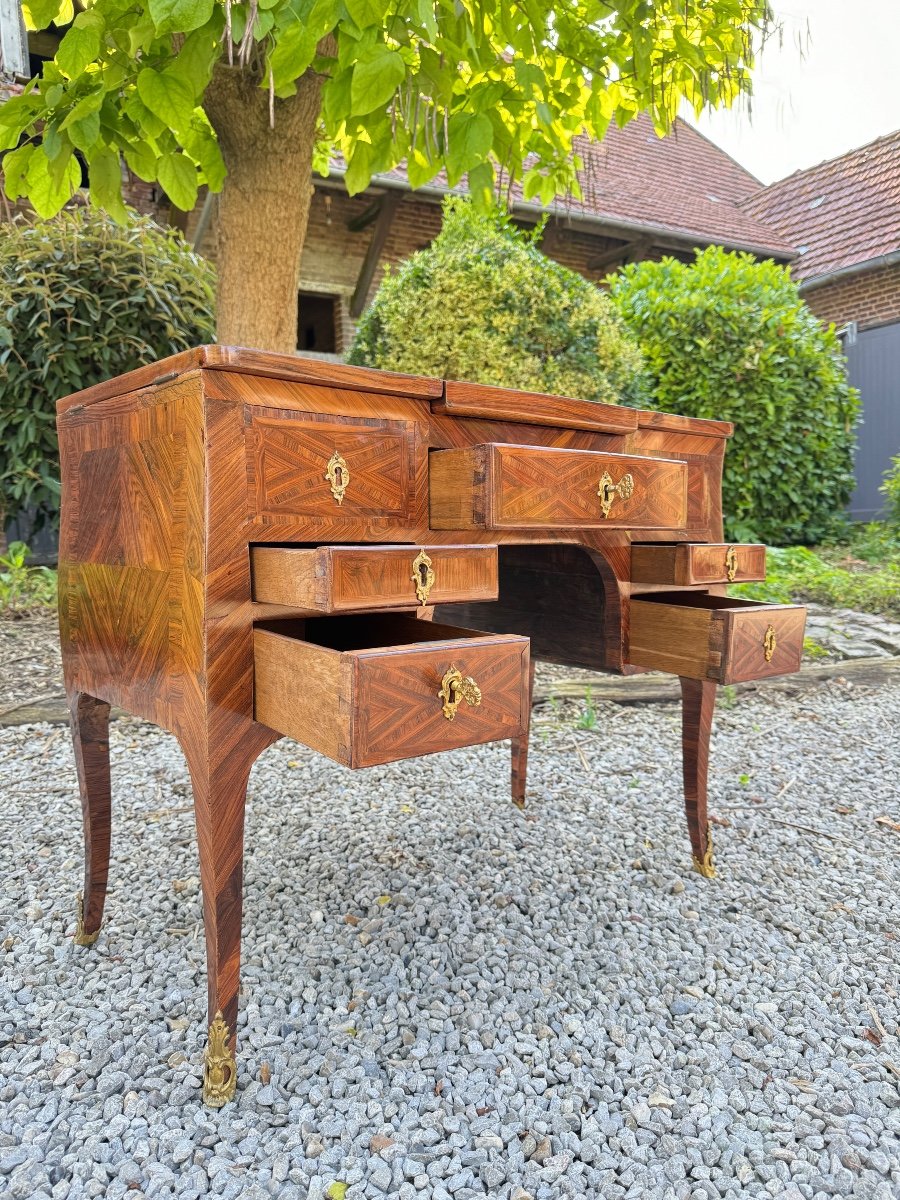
left=690, top=0, right=900, bottom=184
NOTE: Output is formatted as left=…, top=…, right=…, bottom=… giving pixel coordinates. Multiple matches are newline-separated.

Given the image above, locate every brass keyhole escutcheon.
left=411, top=549, right=436, bottom=605
left=763, top=624, right=777, bottom=662
left=598, top=471, right=634, bottom=519
left=438, top=665, right=482, bottom=721
left=724, top=545, right=738, bottom=583
left=324, top=451, right=350, bottom=505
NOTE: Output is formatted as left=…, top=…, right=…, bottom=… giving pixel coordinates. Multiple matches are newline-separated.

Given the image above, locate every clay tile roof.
left=336, top=111, right=796, bottom=259
left=554, top=113, right=795, bottom=257
left=741, top=129, right=900, bottom=282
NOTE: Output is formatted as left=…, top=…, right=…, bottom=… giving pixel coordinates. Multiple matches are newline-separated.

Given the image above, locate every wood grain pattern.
left=69, top=692, right=112, bottom=942
left=511, top=657, right=536, bottom=809
left=627, top=593, right=806, bottom=683
left=254, top=617, right=529, bottom=768
left=631, top=542, right=766, bottom=585
left=246, top=408, right=420, bottom=523
left=434, top=379, right=638, bottom=434
left=680, top=677, right=717, bottom=874
left=430, top=444, right=688, bottom=530
left=55, top=347, right=804, bottom=1104
left=251, top=544, right=498, bottom=612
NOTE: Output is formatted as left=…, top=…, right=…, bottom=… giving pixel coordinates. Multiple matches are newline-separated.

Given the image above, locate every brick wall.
left=802, top=261, right=900, bottom=331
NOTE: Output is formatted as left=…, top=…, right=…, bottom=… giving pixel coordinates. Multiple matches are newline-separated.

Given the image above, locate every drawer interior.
left=631, top=591, right=770, bottom=613
left=255, top=613, right=504, bottom=652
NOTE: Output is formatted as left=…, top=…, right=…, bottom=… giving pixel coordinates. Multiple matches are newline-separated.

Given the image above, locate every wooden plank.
left=350, top=192, right=400, bottom=317
left=56, top=344, right=442, bottom=415
left=433, top=378, right=638, bottom=434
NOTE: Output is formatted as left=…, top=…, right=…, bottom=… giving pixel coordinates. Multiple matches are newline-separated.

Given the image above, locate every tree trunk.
left=204, top=64, right=324, bottom=352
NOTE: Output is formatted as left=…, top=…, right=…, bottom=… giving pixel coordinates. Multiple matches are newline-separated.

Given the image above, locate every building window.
left=298, top=292, right=338, bottom=353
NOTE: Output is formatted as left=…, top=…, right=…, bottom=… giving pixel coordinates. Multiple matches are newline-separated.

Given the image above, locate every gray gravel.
left=2, top=678, right=899, bottom=1200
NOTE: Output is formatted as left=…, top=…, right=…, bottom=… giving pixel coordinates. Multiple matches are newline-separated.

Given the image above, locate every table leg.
left=183, top=736, right=265, bottom=1108
left=511, top=657, right=535, bottom=810
left=70, top=692, right=112, bottom=946
left=680, top=676, right=717, bottom=878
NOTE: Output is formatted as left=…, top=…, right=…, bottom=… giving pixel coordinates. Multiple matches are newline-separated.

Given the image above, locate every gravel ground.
left=2, top=675, right=899, bottom=1200
left=0, top=614, right=61, bottom=709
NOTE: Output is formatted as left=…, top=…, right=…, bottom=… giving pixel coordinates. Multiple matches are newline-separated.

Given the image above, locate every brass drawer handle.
left=324, top=450, right=350, bottom=505
left=439, top=665, right=482, bottom=721
left=725, top=545, right=738, bottom=582
left=411, top=548, right=436, bottom=605
left=763, top=624, right=777, bottom=662
left=598, top=470, right=634, bottom=518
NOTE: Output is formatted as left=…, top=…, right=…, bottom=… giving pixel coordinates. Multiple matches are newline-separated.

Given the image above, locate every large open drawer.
left=254, top=615, right=529, bottom=767
left=251, top=544, right=498, bottom=612
left=627, top=592, right=806, bottom=683
left=429, top=443, right=687, bottom=530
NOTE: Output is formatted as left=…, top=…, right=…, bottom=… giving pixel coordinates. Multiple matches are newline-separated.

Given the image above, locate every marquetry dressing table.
left=56, top=346, right=806, bottom=1106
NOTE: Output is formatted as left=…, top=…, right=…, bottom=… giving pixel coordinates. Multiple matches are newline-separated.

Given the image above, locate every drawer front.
left=631, top=542, right=767, bottom=585
left=353, top=635, right=528, bottom=767
left=254, top=617, right=529, bottom=768
left=246, top=408, right=419, bottom=522
left=627, top=593, right=806, bottom=683
left=251, top=545, right=498, bottom=612
left=725, top=605, right=806, bottom=683
left=430, top=444, right=687, bottom=530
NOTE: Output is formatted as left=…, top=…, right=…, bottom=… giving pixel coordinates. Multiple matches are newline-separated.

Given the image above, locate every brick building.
left=743, top=132, right=900, bottom=518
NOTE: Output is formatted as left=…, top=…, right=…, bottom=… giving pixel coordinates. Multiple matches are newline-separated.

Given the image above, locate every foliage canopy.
left=610, top=246, right=860, bottom=545
left=2, top=0, right=774, bottom=219
left=349, top=199, right=643, bottom=404
left=0, top=207, right=214, bottom=524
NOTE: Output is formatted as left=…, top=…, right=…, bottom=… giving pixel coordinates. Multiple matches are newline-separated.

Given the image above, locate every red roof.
left=741, top=129, right=900, bottom=283
left=340, top=112, right=796, bottom=259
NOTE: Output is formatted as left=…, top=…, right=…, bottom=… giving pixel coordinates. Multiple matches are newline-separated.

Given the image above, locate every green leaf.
left=60, top=88, right=106, bottom=130
left=123, top=141, right=160, bottom=182
left=344, top=0, right=388, bottom=27
left=446, top=111, right=492, bottom=185
left=27, top=148, right=81, bottom=217
left=137, top=68, right=196, bottom=134
left=149, top=0, right=214, bottom=35
left=56, top=20, right=102, bottom=78
left=344, top=139, right=372, bottom=195
left=268, top=23, right=321, bottom=93
left=68, top=111, right=101, bottom=153
left=2, top=143, right=36, bottom=199
left=350, top=46, right=405, bottom=116
left=181, top=116, right=226, bottom=190
left=88, top=147, right=128, bottom=222
left=167, top=22, right=222, bottom=90
left=21, top=0, right=72, bottom=30
left=158, top=151, right=198, bottom=210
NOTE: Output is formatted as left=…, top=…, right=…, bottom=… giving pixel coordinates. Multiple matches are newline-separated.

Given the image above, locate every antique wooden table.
left=56, top=347, right=806, bottom=1105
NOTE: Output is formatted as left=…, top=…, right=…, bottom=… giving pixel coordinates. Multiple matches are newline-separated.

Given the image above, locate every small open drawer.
left=254, top=615, right=529, bottom=767
left=627, top=592, right=806, bottom=683
left=630, top=542, right=766, bottom=586
left=252, top=544, right=498, bottom=612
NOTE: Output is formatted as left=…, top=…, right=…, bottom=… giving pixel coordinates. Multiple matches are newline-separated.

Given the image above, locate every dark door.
left=844, top=321, right=900, bottom=520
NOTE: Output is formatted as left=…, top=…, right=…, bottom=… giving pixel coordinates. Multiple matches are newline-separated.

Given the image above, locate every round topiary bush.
left=609, top=246, right=859, bottom=545
left=0, top=207, right=215, bottom=529
left=349, top=198, right=643, bottom=405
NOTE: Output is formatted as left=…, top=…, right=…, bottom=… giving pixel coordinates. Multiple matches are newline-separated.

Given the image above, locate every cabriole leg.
left=680, top=677, right=718, bottom=879
left=182, top=734, right=268, bottom=1107
left=511, top=658, right=536, bottom=810
left=70, top=692, right=112, bottom=946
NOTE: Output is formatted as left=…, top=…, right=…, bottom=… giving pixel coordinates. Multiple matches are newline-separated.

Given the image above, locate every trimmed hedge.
left=0, top=208, right=215, bottom=527
left=610, top=246, right=859, bottom=544
left=349, top=198, right=643, bottom=405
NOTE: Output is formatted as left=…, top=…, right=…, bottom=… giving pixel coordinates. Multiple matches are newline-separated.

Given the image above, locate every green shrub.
left=0, top=541, right=57, bottom=615
left=730, top=542, right=900, bottom=619
left=610, top=246, right=859, bottom=545
left=881, top=454, right=900, bottom=525
left=0, top=208, right=215, bottom=528
left=349, top=198, right=643, bottom=405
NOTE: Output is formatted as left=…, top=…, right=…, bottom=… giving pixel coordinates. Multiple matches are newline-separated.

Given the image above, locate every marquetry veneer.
left=56, top=345, right=805, bottom=1107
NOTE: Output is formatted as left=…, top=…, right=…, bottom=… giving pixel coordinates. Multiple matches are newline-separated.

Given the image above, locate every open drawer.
left=627, top=592, right=806, bottom=683
left=429, top=443, right=687, bottom=530
left=254, top=615, right=529, bottom=767
left=630, top=542, right=766, bottom=586
left=251, top=544, right=498, bottom=612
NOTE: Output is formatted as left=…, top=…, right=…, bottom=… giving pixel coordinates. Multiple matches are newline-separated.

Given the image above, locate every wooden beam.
left=346, top=199, right=384, bottom=233
left=350, top=191, right=400, bottom=318
left=587, top=237, right=653, bottom=272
